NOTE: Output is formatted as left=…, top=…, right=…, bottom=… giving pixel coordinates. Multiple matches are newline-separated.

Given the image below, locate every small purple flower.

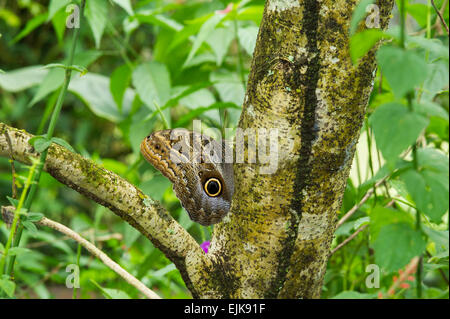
left=200, top=241, right=211, bottom=254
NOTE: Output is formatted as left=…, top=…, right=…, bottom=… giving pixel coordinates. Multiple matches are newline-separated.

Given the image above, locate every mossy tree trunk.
left=0, top=0, right=394, bottom=299
left=201, top=0, right=394, bottom=298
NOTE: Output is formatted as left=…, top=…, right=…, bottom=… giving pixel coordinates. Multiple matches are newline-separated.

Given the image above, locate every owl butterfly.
left=140, top=129, right=234, bottom=226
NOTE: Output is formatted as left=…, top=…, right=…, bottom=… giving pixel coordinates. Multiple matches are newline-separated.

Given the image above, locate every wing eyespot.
left=204, top=178, right=222, bottom=197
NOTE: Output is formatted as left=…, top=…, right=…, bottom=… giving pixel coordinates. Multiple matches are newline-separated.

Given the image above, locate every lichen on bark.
left=207, top=0, right=394, bottom=298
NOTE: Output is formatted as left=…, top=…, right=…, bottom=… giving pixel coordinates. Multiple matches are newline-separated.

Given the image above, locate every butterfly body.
left=140, top=129, right=234, bottom=225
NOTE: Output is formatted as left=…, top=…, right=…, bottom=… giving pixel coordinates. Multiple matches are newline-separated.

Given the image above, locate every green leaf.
left=369, top=206, right=414, bottom=240
left=332, top=291, right=375, bottom=299
left=413, top=101, right=449, bottom=121
left=183, top=53, right=217, bottom=68
left=353, top=217, right=370, bottom=229
left=350, top=29, right=390, bottom=64
left=402, top=169, right=449, bottom=223
left=165, top=82, right=215, bottom=110
left=184, top=13, right=225, bottom=67
left=407, top=36, right=449, bottom=61
left=206, top=25, right=234, bottom=66
left=6, top=196, right=18, bottom=207
left=69, top=73, right=134, bottom=122
left=178, top=88, right=219, bottom=124
left=0, top=8, right=20, bottom=27
left=110, top=64, right=132, bottom=111
left=11, top=12, right=48, bottom=44
left=121, top=222, right=141, bottom=248
left=16, top=208, right=28, bottom=216
left=29, top=136, right=52, bottom=153
left=149, top=263, right=177, bottom=280
left=174, top=102, right=240, bottom=127
left=210, top=70, right=245, bottom=106
left=29, top=68, right=64, bottom=107
left=85, top=0, right=108, bottom=48
left=22, top=220, right=38, bottom=236
left=0, top=276, right=16, bottom=298
left=51, top=137, right=76, bottom=153
left=26, top=212, right=44, bottom=223
left=0, top=65, right=48, bottom=92
left=427, top=117, right=449, bottom=141
left=372, top=222, right=426, bottom=272
left=167, top=21, right=202, bottom=52
left=90, top=279, right=131, bottom=299
left=423, top=227, right=449, bottom=256
left=140, top=175, right=171, bottom=201
left=33, top=232, right=73, bottom=255
left=407, top=3, right=429, bottom=28
left=51, top=5, right=67, bottom=43
left=417, top=148, right=449, bottom=174
left=349, top=0, right=375, bottom=35
left=72, top=50, right=104, bottom=69
left=376, top=46, right=428, bottom=98
left=370, top=102, right=429, bottom=162
left=399, top=149, right=449, bottom=222
left=132, top=62, right=171, bottom=108
left=137, top=13, right=183, bottom=31
left=48, top=0, right=71, bottom=21
left=102, top=288, right=132, bottom=299
left=420, top=60, right=449, bottom=102
left=28, top=51, right=101, bottom=107
left=111, top=0, right=134, bottom=15
left=8, top=247, right=32, bottom=257
left=236, top=5, right=264, bottom=25
left=237, top=25, right=259, bottom=56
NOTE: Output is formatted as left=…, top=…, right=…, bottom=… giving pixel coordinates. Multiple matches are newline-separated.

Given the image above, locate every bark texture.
left=206, top=0, right=394, bottom=298
left=0, top=123, right=208, bottom=297
left=0, top=0, right=394, bottom=299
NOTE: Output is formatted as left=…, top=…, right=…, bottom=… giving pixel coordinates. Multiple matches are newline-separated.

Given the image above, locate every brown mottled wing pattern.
left=140, top=129, right=234, bottom=225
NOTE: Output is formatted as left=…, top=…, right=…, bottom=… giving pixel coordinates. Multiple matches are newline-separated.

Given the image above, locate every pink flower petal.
left=200, top=241, right=211, bottom=254
left=216, top=3, right=233, bottom=15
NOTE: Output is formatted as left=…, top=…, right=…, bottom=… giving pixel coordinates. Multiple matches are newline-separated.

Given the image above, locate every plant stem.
left=0, top=160, right=38, bottom=277
left=5, top=0, right=86, bottom=277
left=153, top=101, right=170, bottom=129
left=416, top=256, right=423, bottom=298
left=36, top=91, right=59, bottom=135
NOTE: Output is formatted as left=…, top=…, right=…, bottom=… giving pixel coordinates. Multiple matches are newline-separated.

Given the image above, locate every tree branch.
left=36, top=215, right=161, bottom=299
left=336, top=176, right=389, bottom=228
left=330, top=224, right=368, bottom=256
left=431, top=0, right=449, bottom=36
left=332, top=199, right=395, bottom=256
left=0, top=122, right=207, bottom=297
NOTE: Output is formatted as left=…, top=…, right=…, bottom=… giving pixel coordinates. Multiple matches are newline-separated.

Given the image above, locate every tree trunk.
left=203, top=0, right=394, bottom=298
left=0, top=0, right=394, bottom=299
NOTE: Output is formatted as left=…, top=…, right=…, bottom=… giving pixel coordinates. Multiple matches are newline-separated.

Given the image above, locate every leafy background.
left=0, top=0, right=448, bottom=299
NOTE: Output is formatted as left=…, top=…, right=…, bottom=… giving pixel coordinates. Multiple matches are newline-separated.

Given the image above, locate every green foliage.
left=329, top=0, right=449, bottom=300
left=370, top=102, right=429, bottom=162
left=0, top=0, right=448, bottom=299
